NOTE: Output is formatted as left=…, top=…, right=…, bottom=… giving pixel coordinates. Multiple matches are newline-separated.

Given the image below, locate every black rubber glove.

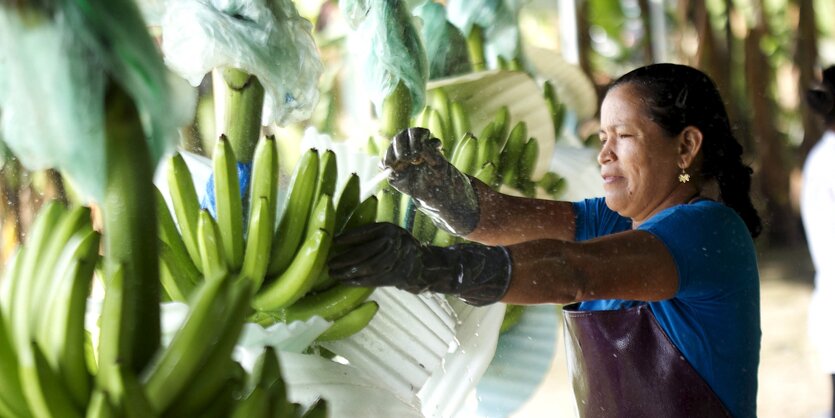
left=384, top=127, right=479, bottom=236
left=328, top=222, right=512, bottom=306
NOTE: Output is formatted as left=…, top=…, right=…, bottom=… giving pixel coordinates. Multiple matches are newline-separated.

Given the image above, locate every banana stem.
left=99, top=80, right=161, bottom=380
left=380, top=80, right=412, bottom=141
left=218, top=67, right=265, bottom=163
left=467, top=24, right=486, bottom=72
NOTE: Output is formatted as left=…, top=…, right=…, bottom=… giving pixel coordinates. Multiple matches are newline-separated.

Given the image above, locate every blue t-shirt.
left=572, top=197, right=760, bottom=418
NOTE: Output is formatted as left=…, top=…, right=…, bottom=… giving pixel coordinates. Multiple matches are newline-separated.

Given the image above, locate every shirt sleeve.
left=572, top=197, right=631, bottom=241
left=637, top=202, right=758, bottom=299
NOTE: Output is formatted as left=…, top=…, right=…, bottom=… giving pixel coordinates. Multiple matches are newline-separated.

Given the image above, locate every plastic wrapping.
left=161, top=0, right=323, bottom=127
left=413, top=1, right=471, bottom=80
left=338, top=0, right=372, bottom=29
left=0, top=3, right=191, bottom=202
left=344, top=0, right=428, bottom=118
left=446, top=0, right=523, bottom=64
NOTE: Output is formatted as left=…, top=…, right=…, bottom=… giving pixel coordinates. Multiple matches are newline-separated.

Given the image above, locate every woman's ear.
left=678, top=126, right=703, bottom=168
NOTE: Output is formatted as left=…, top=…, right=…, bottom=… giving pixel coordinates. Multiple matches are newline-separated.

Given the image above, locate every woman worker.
left=329, top=63, right=762, bottom=417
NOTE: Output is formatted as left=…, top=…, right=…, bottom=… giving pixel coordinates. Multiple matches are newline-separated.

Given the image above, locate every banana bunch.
left=0, top=200, right=299, bottom=417
left=0, top=202, right=99, bottom=418
left=160, top=134, right=379, bottom=341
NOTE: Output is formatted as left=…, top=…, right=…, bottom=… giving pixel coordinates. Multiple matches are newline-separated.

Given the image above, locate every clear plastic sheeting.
left=275, top=351, right=424, bottom=418
left=344, top=0, right=428, bottom=117
left=338, top=0, right=372, bottom=29
left=0, top=2, right=191, bottom=203
left=413, top=0, right=472, bottom=80
left=161, top=0, right=323, bottom=126
left=321, top=289, right=505, bottom=417
left=446, top=0, right=524, bottom=65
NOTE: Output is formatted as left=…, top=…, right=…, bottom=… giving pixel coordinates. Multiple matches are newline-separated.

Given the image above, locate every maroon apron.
left=562, top=303, right=732, bottom=418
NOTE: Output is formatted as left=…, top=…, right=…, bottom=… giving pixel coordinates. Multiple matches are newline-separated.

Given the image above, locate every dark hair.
left=806, top=66, right=835, bottom=126
left=609, top=63, right=762, bottom=238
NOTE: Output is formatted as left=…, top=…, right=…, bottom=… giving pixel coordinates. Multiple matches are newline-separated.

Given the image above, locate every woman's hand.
left=382, top=127, right=480, bottom=235
left=328, top=222, right=513, bottom=306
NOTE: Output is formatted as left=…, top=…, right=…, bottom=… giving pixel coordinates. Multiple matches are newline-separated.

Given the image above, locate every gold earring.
left=678, top=168, right=690, bottom=183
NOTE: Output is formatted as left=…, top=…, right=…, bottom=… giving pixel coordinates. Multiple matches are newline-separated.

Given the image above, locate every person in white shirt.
left=802, top=65, right=835, bottom=418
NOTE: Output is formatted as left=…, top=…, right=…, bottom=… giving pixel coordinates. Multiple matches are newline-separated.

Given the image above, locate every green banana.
left=9, top=202, right=64, bottom=348
left=450, top=132, right=478, bottom=175
left=142, top=272, right=235, bottom=412
left=167, top=153, right=202, bottom=269
left=431, top=229, right=459, bottom=247
left=305, top=194, right=336, bottom=241
left=413, top=105, right=431, bottom=128
left=426, top=107, right=450, bottom=156
left=197, top=209, right=228, bottom=279
left=85, top=389, right=116, bottom=418
left=248, top=135, right=279, bottom=237
left=316, top=301, right=380, bottom=342
left=543, top=80, right=565, bottom=137
left=160, top=280, right=253, bottom=418
left=241, top=197, right=273, bottom=288
left=347, top=195, right=379, bottom=231
left=536, top=172, right=567, bottom=199
left=109, top=366, right=157, bottom=418
left=450, top=101, right=471, bottom=142
left=212, top=135, right=245, bottom=270
left=44, top=244, right=98, bottom=408
left=473, top=161, right=498, bottom=186
left=0, top=247, right=23, bottom=326
left=28, top=205, right=90, bottom=314
left=411, top=210, right=438, bottom=244
left=500, top=304, right=526, bottom=333
left=279, top=285, right=375, bottom=323
left=475, top=121, right=499, bottom=169
left=517, top=137, right=539, bottom=183
left=334, top=173, right=361, bottom=234
left=516, top=137, right=540, bottom=196
left=267, top=148, right=319, bottom=277
left=375, top=188, right=397, bottom=224
left=254, top=228, right=331, bottom=311
left=313, top=149, right=338, bottom=203
left=19, top=340, right=82, bottom=418
left=230, top=387, right=268, bottom=418
left=158, top=240, right=199, bottom=302
left=492, top=106, right=511, bottom=147
left=0, top=306, right=29, bottom=418
left=429, top=89, right=453, bottom=144
left=498, top=121, right=528, bottom=187
left=251, top=346, right=292, bottom=416
left=155, top=187, right=200, bottom=287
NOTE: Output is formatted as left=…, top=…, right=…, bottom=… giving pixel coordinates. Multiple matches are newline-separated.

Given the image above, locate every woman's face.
left=597, top=84, right=682, bottom=222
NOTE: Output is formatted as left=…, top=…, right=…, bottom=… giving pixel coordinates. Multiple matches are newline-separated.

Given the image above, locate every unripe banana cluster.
left=0, top=202, right=322, bottom=417
left=159, top=134, right=379, bottom=343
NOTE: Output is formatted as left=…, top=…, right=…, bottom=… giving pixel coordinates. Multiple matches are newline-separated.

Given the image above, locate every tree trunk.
left=795, top=0, right=821, bottom=163
left=744, top=19, right=800, bottom=245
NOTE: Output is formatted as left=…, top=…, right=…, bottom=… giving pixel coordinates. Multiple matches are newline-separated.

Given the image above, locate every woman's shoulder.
left=644, top=199, right=740, bottom=229
left=640, top=200, right=755, bottom=260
